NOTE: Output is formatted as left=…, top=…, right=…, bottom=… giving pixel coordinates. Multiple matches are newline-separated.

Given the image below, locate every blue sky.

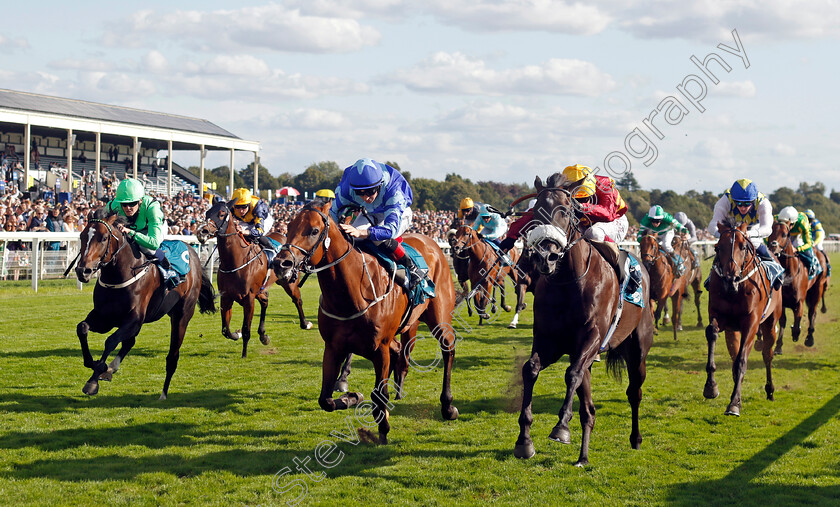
left=1, top=1, right=837, bottom=194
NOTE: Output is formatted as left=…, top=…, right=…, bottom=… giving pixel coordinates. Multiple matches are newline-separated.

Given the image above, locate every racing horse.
left=639, top=231, right=695, bottom=340
left=74, top=208, right=216, bottom=398
left=450, top=225, right=520, bottom=326
left=766, top=219, right=827, bottom=352
left=513, top=173, right=654, bottom=466
left=672, top=233, right=704, bottom=328
left=447, top=218, right=474, bottom=318
left=273, top=198, right=459, bottom=444
left=197, top=200, right=312, bottom=358
left=703, top=220, right=783, bottom=416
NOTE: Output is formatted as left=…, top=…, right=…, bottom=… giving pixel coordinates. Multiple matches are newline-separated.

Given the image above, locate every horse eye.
left=310, top=228, right=320, bottom=236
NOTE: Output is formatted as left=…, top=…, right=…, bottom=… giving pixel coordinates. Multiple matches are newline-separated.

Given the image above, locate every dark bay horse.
left=450, top=225, right=520, bottom=326
left=273, top=198, right=459, bottom=444
left=509, top=245, right=539, bottom=329
left=672, top=233, right=704, bottom=328
left=514, top=173, right=654, bottom=466
left=766, top=220, right=827, bottom=351
left=704, top=220, right=783, bottom=416
left=197, top=201, right=312, bottom=358
left=639, top=232, right=698, bottom=339
left=74, top=208, right=216, bottom=398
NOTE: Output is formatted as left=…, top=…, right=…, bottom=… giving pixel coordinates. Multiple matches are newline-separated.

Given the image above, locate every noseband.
left=86, top=218, right=128, bottom=269
left=280, top=208, right=353, bottom=279
left=527, top=187, right=582, bottom=261
left=713, top=227, right=760, bottom=286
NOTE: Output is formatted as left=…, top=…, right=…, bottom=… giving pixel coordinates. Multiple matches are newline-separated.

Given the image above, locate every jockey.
left=498, top=198, right=537, bottom=254
left=461, top=200, right=508, bottom=246
left=228, top=188, right=276, bottom=253
left=108, top=178, right=179, bottom=288
left=674, top=211, right=701, bottom=268
left=563, top=164, right=629, bottom=244
left=330, top=158, right=425, bottom=289
left=777, top=206, right=822, bottom=278
left=637, top=205, right=688, bottom=276
left=458, top=197, right=477, bottom=225
left=804, top=208, right=831, bottom=274
left=706, top=178, right=782, bottom=290
left=315, top=188, right=336, bottom=205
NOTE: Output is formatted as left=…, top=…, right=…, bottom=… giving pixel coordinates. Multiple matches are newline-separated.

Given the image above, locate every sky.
left=1, top=1, right=838, bottom=194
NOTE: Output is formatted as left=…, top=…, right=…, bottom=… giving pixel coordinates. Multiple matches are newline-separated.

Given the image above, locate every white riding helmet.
left=674, top=211, right=688, bottom=225
left=778, top=206, right=799, bottom=223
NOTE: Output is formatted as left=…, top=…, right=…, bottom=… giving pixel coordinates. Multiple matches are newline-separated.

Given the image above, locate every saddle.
left=590, top=240, right=643, bottom=304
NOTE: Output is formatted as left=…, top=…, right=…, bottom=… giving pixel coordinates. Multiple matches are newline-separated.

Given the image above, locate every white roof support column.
left=23, top=123, right=30, bottom=192
left=67, top=129, right=73, bottom=194
left=132, top=136, right=138, bottom=179
left=229, top=148, right=235, bottom=198
left=95, top=132, right=101, bottom=198
left=253, top=152, right=259, bottom=197
left=199, top=144, right=205, bottom=199
left=167, top=139, right=173, bottom=197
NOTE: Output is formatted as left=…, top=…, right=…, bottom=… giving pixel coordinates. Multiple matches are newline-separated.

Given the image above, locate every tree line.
left=189, top=163, right=839, bottom=233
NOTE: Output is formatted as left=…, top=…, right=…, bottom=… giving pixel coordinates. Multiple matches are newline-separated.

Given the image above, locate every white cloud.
left=48, top=58, right=116, bottom=72
left=271, top=108, right=351, bottom=130
left=0, top=34, right=28, bottom=50
left=773, top=143, right=796, bottom=156
left=103, top=6, right=381, bottom=54
left=142, top=51, right=169, bottom=74
left=714, top=80, right=756, bottom=98
left=390, top=52, right=616, bottom=96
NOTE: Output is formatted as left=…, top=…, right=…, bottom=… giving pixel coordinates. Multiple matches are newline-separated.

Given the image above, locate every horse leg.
left=82, top=317, right=142, bottom=396
left=100, top=334, right=136, bottom=382
left=334, top=353, right=353, bottom=393
left=693, top=279, right=704, bottom=327
left=625, top=336, right=647, bottom=450
left=371, top=345, right=392, bottom=444
left=319, top=344, right=362, bottom=412
left=653, top=301, right=663, bottom=331
left=805, top=289, right=819, bottom=347
left=392, top=324, right=418, bottom=399
left=703, top=318, right=720, bottom=399
left=549, top=348, right=594, bottom=446
left=77, top=310, right=112, bottom=369
left=256, top=292, right=271, bottom=346
left=460, top=280, right=473, bottom=317
left=161, top=306, right=192, bottom=400
left=220, top=292, right=239, bottom=341
left=760, top=318, right=777, bottom=402
left=671, top=294, right=680, bottom=340
left=514, top=352, right=542, bottom=459
left=775, top=309, right=787, bottom=355
left=282, top=282, right=313, bottom=330
left=725, top=325, right=753, bottom=417
left=435, top=323, right=459, bottom=421
left=239, top=296, right=256, bottom=358
left=573, top=368, right=595, bottom=467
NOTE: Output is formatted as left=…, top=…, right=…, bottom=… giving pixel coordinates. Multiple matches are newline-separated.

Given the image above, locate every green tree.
left=616, top=171, right=641, bottom=192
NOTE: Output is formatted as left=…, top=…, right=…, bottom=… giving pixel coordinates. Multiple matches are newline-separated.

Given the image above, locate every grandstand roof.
left=0, top=89, right=238, bottom=139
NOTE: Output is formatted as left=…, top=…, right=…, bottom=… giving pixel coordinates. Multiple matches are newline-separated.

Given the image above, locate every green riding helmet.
left=648, top=205, right=665, bottom=219
left=115, top=178, right=146, bottom=203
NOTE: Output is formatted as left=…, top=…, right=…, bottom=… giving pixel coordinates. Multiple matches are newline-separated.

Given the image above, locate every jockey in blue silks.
left=330, top=158, right=426, bottom=289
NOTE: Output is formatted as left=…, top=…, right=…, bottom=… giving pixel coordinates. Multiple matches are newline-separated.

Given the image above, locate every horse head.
left=639, top=232, right=660, bottom=269
left=197, top=201, right=233, bottom=244
left=75, top=208, right=127, bottom=283
left=714, top=219, right=757, bottom=294
left=526, top=173, right=580, bottom=276
left=767, top=220, right=791, bottom=257
left=450, top=225, right=478, bottom=257
left=273, top=198, right=336, bottom=284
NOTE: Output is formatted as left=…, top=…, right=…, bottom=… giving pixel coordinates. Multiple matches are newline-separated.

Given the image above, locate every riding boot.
left=397, top=254, right=426, bottom=290
left=158, top=255, right=181, bottom=290
left=668, top=251, right=685, bottom=276
left=257, top=235, right=277, bottom=263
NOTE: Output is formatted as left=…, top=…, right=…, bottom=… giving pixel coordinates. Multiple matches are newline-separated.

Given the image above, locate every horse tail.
left=605, top=347, right=627, bottom=382
left=198, top=271, right=217, bottom=314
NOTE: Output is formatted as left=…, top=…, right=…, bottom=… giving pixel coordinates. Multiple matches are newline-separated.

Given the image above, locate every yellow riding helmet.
left=460, top=197, right=474, bottom=210
left=231, top=188, right=252, bottom=206
left=562, top=164, right=596, bottom=199
left=315, top=188, right=336, bottom=199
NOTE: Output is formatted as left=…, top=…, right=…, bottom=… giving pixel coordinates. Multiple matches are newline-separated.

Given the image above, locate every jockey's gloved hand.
left=477, top=233, right=484, bottom=239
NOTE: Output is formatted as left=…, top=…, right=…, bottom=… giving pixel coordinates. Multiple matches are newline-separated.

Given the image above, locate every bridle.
left=639, top=233, right=662, bottom=264
left=280, top=207, right=353, bottom=282
left=769, top=221, right=796, bottom=258
left=712, top=226, right=761, bottom=288
left=528, top=186, right=583, bottom=262
left=202, top=205, right=266, bottom=274
left=450, top=225, right=481, bottom=256
left=86, top=218, right=129, bottom=269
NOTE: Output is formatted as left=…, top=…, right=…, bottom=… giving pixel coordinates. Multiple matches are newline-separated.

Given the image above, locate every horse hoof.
left=677, top=325, right=683, bottom=331
left=159, top=393, right=167, bottom=401
left=503, top=305, right=512, bottom=312
left=98, top=370, right=113, bottom=382
left=226, top=331, right=241, bottom=341
left=548, top=426, right=572, bottom=444
left=791, top=334, right=799, bottom=342
left=260, top=334, right=271, bottom=345
left=82, top=381, right=99, bottom=396
left=774, top=348, right=783, bottom=356
left=754, top=339, right=763, bottom=352
left=697, top=320, right=703, bottom=328
left=302, top=321, right=314, bottom=330
left=574, top=459, right=589, bottom=468
left=334, top=380, right=349, bottom=393
left=724, top=406, right=740, bottom=417
left=508, top=323, right=517, bottom=329
left=337, top=392, right=363, bottom=409
left=805, top=336, right=814, bottom=347
left=514, top=443, right=536, bottom=459
left=378, top=433, right=388, bottom=445
left=442, top=406, right=459, bottom=420
left=703, top=383, right=719, bottom=399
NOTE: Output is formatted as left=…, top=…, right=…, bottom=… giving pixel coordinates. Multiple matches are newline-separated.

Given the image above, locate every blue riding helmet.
left=804, top=209, right=816, bottom=220
left=730, top=178, right=758, bottom=202
left=347, top=158, right=384, bottom=190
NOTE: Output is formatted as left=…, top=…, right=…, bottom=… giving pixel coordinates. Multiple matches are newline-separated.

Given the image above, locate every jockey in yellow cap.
left=229, top=188, right=275, bottom=251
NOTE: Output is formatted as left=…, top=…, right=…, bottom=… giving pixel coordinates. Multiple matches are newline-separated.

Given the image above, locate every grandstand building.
left=0, top=88, right=260, bottom=198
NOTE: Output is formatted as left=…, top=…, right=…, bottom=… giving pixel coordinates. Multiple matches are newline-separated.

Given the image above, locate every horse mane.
left=90, top=206, right=128, bottom=228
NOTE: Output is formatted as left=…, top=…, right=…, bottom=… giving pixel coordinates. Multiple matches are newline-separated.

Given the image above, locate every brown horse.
left=672, top=233, right=704, bottom=328
left=509, top=245, right=539, bottom=329
left=273, top=198, right=459, bottom=444
left=513, top=173, right=654, bottom=466
left=197, top=201, right=312, bottom=358
left=450, top=225, right=520, bottom=326
left=74, top=208, right=216, bottom=398
left=766, top=220, right=827, bottom=351
left=447, top=218, right=473, bottom=318
left=704, top=220, right=783, bottom=416
left=639, top=232, right=701, bottom=340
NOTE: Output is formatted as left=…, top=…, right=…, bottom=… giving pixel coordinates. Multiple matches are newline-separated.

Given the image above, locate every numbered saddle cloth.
left=263, top=236, right=284, bottom=264
left=159, top=240, right=192, bottom=277
left=360, top=242, right=436, bottom=306
left=623, top=255, right=645, bottom=308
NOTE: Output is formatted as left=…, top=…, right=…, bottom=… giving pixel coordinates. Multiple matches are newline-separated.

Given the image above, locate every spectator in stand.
left=26, top=206, right=48, bottom=232
left=151, top=159, right=159, bottom=177
left=79, top=152, right=87, bottom=164
left=44, top=206, right=63, bottom=250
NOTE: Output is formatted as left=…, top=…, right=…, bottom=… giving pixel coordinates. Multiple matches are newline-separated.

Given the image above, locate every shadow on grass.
left=0, top=347, right=155, bottom=359
left=0, top=389, right=244, bottom=414
left=665, top=391, right=840, bottom=505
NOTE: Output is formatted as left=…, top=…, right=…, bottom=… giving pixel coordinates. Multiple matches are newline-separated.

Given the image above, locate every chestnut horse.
left=704, top=220, right=783, bottom=416
left=273, top=198, right=459, bottom=444
left=672, top=233, right=704, bottom=328
left=450, top=225, right=520, bottom=326
left=639, top=232, right=700, bottom=340
left=514, top=173, right=654, bottom=466
left=74, top=208, right=216, bottom=398
left=766, top=220, right=827, bottom=352
left=197, top=201, right=312, bottom=358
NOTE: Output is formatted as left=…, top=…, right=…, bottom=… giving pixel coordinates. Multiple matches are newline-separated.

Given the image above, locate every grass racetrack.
left=1, top=254, right=839, bottom=505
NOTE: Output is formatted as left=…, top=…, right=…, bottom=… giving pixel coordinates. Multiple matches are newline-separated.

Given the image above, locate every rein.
left=85, top=218, right=149, bottom=289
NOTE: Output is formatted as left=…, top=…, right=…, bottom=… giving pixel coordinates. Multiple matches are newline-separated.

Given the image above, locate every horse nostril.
left=280, top=259, right=294, bottom=269
left=547, top=253, right=560, bottom=263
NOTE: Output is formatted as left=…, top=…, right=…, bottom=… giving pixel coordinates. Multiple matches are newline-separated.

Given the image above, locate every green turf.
left=1, top=255, right=839, bottom=506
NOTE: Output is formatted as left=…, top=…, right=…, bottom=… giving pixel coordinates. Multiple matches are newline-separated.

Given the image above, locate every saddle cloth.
left=159, top=240, right=191, bottom=277
left=360, top=241, right=436, bottom=306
